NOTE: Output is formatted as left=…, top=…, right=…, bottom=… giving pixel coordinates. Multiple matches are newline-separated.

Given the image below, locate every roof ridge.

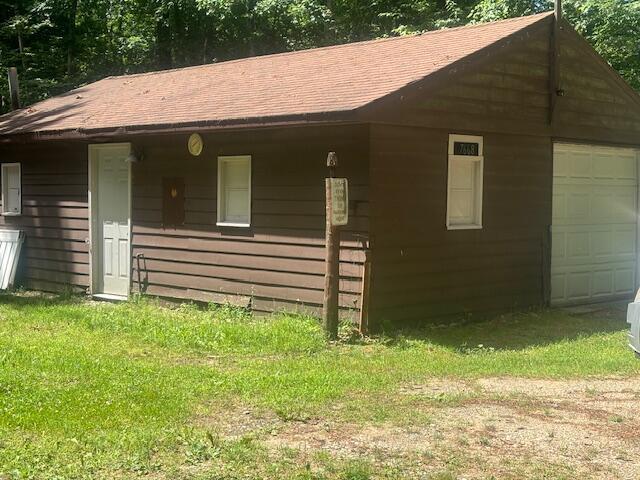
left=106, top=11, right=554, bottom=82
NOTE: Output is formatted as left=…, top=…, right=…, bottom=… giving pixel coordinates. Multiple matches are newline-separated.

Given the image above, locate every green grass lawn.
left=0, top=293, right=637, bottom=479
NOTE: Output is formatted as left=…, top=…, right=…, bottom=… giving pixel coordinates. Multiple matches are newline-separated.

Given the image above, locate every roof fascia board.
left=0, top=110, right=359, bottom=144
left=356, top=14, right=554, bottom=119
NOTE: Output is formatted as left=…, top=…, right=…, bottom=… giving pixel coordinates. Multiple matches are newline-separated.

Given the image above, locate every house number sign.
left=453, top=141, right=480, bottom=156
left=330, top=178, right=349, bottom=226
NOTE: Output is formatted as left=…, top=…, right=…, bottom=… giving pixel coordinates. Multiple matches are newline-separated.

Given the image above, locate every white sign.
left=330, top=178, right=348, bottom=226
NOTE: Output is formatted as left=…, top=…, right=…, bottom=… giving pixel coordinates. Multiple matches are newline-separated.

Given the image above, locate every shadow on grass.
left=376, top=304, right=629, bottom=352
left=0, top=291, right=83, bottom=307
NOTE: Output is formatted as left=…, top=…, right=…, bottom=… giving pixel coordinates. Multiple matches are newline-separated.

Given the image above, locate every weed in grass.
left=339, top=460, right=372, bottom=480
left=428, top=470, right=457, bottom=480
left=484, top=423, right=497, bottom=433
left=585, top=387, right=598, bottom=397
left=456, top=436, right=469, bottom=447
left=609, top=415, right=624, bottom=423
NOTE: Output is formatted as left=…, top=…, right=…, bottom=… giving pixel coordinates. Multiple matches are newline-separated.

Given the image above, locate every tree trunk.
left=325, top=0, right=334, bottom=43
left=203, top=37, right=208, bottom=64
left=17, top=28, right=26, bottom=71
left=155, top=15, right=173, bottom=70
left=246, top=0, right=255, bottom=56
left=66, top=0, right=79, bottom=77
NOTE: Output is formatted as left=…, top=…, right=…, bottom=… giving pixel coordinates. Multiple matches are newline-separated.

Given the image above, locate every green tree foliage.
left=0, top=0, right=638, bottom=113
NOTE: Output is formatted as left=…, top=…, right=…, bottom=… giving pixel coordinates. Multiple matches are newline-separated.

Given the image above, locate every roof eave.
left=0, top=109, right=360, bottom=144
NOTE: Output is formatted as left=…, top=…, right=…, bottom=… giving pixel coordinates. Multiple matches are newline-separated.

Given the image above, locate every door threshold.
left=92, top=293, right=128, bottom=302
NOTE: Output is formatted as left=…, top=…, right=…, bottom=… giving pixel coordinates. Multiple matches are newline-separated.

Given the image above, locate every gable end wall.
left=368, top=22, right=556, bottom=324
left=367, top=18, right=640, bottom=326
left=553, top=24, right=640, bottom=146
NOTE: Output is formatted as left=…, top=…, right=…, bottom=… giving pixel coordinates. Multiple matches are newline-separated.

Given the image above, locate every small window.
left=1, top=163, right=21, bottom=216
left=446, top=134, right=483, bottom=229
left=217, top=155, right=251, bottom=227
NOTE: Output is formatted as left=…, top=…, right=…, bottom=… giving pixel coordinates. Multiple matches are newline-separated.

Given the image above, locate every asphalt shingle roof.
left=0, top=12, right=552, bottom=137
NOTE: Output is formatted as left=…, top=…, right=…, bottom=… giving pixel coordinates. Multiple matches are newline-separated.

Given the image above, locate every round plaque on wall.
left=188, top=133, right=203, bottom=156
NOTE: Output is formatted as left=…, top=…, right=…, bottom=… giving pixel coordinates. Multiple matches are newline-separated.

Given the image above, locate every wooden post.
left=323, top=152, right=340, bottom=339
left=7, top=67, right=20, bottom=110
left=359, top=238, right=372, bottom=335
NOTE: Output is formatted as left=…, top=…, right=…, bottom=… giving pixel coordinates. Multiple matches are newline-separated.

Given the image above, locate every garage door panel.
left=550, top=273, right=566, bottom=303
left=615, top=228, right=636, bottom=256
left=552, top=186, right=636, bottom=224
left=592, top=230, right=613, bottom=256
left=552, top=225, right=636, bottom=266
left=552, top=263, right=635, bottom=304
left=570, top=154, right=591, bottom=178
left=616, top=268, right=635, bottom=295
left=555, top=145, right=637, bottom=181
left=567, top=192, right=589, bottom=220
left=592, top=270, right=613, bottom=296
left=615, top=192, right=638, bottom=223
left=551, top=230, right=566, bottom=260
left=591, top=193, right=611, bottom=219
left=552, top=143, right=639, bottom=305
left=567, top=231, right=589, bottom=259
left=567, top=271, right=591, bottom=299
left=552, top=192, right=566, bottom=220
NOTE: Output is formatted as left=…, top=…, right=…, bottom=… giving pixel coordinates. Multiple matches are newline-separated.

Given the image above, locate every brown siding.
left=369, top=126, right=551, bottom=323
left=366, top=19, right=640, bottom=325
left=0, top=143, right=89, bottom=292
left=369, top=20, right=553, bottom=138
left=0, top=126, right=369, bottom=317
left=553, top=25, right=640, bottom=145
left=130, top=125, right=369, bottom=316
left=367, top=25, right=556, bottom=324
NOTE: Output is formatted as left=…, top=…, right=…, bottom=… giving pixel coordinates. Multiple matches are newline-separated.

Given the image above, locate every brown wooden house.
left=1, top=11, right=640, bottom=325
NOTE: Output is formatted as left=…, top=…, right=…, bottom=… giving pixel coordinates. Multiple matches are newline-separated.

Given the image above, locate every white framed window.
left=217, top=155, right=251, bottom=227
left=446, top=134, right=483, bottom=230
left=1, top=163, right=21, bottom=216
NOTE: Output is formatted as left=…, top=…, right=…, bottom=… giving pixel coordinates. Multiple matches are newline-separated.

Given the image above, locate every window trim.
left=216, top=155, right=252, bottom=228
left=446, top=134, right=484, bottom=230
left=1, top=162, right=21, bottom=216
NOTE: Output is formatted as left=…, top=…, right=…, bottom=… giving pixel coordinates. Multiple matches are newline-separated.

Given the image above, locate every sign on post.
left=330, top=178, right=348, bottom=226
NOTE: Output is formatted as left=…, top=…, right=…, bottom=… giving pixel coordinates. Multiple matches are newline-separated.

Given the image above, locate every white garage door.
left=551, top=143, right=639, bottom=305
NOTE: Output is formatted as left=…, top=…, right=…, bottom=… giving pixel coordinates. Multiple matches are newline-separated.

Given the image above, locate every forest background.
left=0, top=0, right=638, bottom=113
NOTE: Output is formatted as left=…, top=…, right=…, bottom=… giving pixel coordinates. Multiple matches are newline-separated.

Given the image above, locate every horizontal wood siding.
left=0, top=143, right=89, bottom=292
left=370, top=20, right=553, bottom=138
left=553, top=26, right=640, bottom=145
left=131, top=125, right=369, bottom=316
left=368, top=27, right=556, bottom=324
left=369, top=126, right=551, bottom=323
left=370, top=21, right=640, bottom=147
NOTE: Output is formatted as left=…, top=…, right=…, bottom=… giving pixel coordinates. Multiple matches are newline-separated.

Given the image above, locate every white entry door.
left=551, top=143, right=639, bottom=305
left=90, top=144, right=131, bottom=297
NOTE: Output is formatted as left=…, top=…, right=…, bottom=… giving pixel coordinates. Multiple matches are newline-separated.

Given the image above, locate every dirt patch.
left=398, top=378, right=479, bottom=397
left=195, top=403, right=282, bottom=440
left=201, top=377, right=640, bottom=479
